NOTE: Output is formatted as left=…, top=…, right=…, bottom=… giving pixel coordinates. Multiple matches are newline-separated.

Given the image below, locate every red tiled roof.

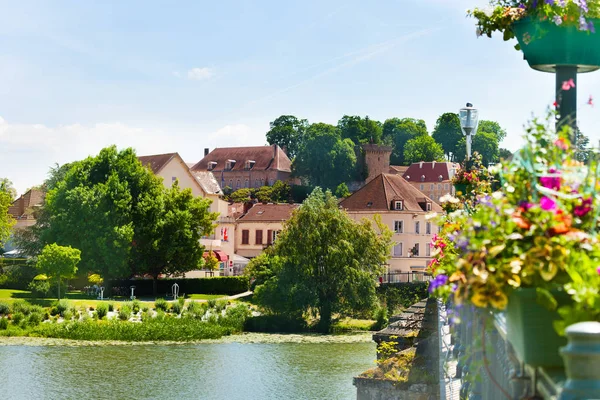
left=339, top=174, right=443, bottom=212
left=238, top=203, right=299, bottom=222
left=8, top=189, right=45, bottom=219
left=191, top=145, right=291, bottom=173
left=137, top=153, right=177, bottom=174
left=389, top=165, right=409, bottom=175
left=402, top=162, right=459, bottom=183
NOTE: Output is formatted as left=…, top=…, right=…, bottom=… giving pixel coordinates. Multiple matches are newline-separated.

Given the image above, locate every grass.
left=187, top=294, right=228, bottom=301
left=331, top=318, right=377, bottom=333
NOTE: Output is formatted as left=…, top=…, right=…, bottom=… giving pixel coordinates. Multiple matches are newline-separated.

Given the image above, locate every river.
left=0, top=337, right=375, bottom=400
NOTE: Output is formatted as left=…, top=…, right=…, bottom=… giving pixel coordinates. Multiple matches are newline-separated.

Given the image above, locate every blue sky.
left=1, top=0, right=599, bottom=195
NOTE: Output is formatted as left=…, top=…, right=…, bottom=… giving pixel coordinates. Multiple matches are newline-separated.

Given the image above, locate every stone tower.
left=363, top=144, right=393, bottom=183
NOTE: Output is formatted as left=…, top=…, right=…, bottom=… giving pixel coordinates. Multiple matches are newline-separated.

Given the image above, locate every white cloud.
left=187, top=67, right=214, bottom=81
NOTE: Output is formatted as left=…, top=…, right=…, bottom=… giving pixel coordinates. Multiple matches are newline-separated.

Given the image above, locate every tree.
left=0, top=179, right=17, bottom=201
left=334, top=183, right=351, bottom=198
left=266, top=115, right=308, bottom=159
left=270, top=180, right=291, bottom=202
left=203, top=251, right=220, bottom=277
left=403, top=135, right=445, bottom=164
left=574, top=129, right=591, bottom=163
left=293, top=123, right=357, bottom=189
left=382, top=118, right=428, bottom=165
left=432, top=113, right=463, bottom=161
left=0, top=179, right=15, bottom=249
left=230, top=188, right=252, bottom=203
left=36, top=243, right=81, bottom=299
left=254, top=186, right=273, bottom=203
left=478, top=120, right=507, bottom=142
left=454, top=131, right=499, bottom=166
left=252, top=188, right=392, bottom=332
left=130, top=181, right=216, bottom=295
left=498, top=148, right=513, bottom=161
left=338, top=115, right=383, bottom=145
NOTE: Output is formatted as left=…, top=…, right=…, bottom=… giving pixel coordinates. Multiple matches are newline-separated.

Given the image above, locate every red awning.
left=204, top=250, right=229, bottom=262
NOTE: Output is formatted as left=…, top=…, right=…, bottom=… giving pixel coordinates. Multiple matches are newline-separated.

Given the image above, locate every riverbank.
left=0, top=331, right=373, bottom=346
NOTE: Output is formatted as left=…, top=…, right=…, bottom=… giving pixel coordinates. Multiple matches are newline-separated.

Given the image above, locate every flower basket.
left=505, top=288, right=568, bottom=367
left=512, top=18, right=600, bottom=73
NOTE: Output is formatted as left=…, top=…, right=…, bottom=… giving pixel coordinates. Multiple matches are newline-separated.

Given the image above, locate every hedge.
left=109, top=276, right=249, bottom=296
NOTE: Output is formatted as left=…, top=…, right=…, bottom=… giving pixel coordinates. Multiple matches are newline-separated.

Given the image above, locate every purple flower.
left=429, top=274, right=449, bottom=293
left=519, top=3, right=526, bottom=9
left=540, top=196, right=557, bottom=211
left=519, top=201, right=535, bottom=211
left=545, top=0, right=554, bottom=4
left=457, top=238, right=469, bottom=251
left=540, top=168, right=561, bottom=190
left=553, top=15, right=563, bottom=25
left=574, top=197, right=592, bottom=217
left=580, top=16, right=589, bottom=31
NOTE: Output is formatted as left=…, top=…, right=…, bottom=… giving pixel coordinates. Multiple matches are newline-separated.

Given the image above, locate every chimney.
left=273, top=144, right=278, bottom=168
left=204, top=148, right=209, bottom=157
left=432, top=161, right=436, bottom=169
left=419, top=161, right=423, bottom=169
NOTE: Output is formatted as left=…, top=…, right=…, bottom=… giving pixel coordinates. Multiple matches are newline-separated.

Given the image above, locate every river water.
left=0, top=340, right=375, bottom=400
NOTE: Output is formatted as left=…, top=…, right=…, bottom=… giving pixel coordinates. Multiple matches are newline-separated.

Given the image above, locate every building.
left=401, top=161, right=459, bottom=204
left=234, top=203, right=299, bottom=258
left=363, top=144, right=393, bottom=184
left=7, top=188, right=45, bottom=229
left=191, top=145, right=295, bottom=190
left=340, top=173, right=442, bottom=274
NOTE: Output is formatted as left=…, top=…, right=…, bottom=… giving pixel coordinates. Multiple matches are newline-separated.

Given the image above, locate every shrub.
left=108, top=303, right=114, bottom=312
left=155, top=298, right=168, bottom=312
left=131, top=300, right=141, bottom=314
left=62, top=310, right=73, bottom=321
left=178, top=296, right=185, bottom=308
left=28, top=279, right=51, bottom=297
left=96, top=303, right=108, bottom=319
left=215, top=300, right=228, bottom=313
left=186, top=302, right=207, bottom=319
left=11, top=300, right=31, bottom=315
left=170, top=302, right=182, bottom=315
left=0, top=318, right=7, bottom=330
left=118, top=305, right=131, bottom=321
left=207, top=299, right=217, bottom=308
left=12, top=312, right=24, bottom=325
left=50, top=300, right=70, bottom=317
left=377, top=283, right=429, bottom=316
left=220, top=304, right=251, bottom=331
left=372, top=307, right=389, bottom=331
left=109, top=276, right=249, bottom=296
left=141, top=311, right=151, bottom=322
left=142, top=306, right=149, bottom=313
left=0, top=302, right=10, bottom=315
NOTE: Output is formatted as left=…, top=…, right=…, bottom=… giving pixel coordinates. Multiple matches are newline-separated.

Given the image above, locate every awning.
left=203, top=250, right=229, bottom=262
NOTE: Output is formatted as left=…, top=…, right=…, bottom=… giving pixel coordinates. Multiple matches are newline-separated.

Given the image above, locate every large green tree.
left=382, top=118, right=428, bottom=165
left=293, top=123, right=357, bottom=189
left=338, top=115, right=382, bottom=145
left=36, top=243, right=81, bottom=299
left=130, top=181, right=215, bottom=295
left=432, top=113, right=463, bottom=161
left=265, top=115, right=308, bottom=159
left=477, top=120, right=507, bottom=142
left=454, top=131, right=499, bottom=166
left=403, top=135, right=445, bottom=164
left=251, top=188, right=392, bottom=332
left=0, top=179, right=15, bottom=249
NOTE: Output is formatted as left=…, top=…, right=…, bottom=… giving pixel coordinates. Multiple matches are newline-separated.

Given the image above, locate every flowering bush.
left=430, top=114, right=600, bottom=333
left=469, top=0, right=600, bottom=48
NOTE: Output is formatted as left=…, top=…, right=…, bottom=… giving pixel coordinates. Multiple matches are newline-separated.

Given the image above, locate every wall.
left=235, top=220, right=285, bottom=258
left=364, top=145, right=393, bottom=183
left=345, top=211, right=438, bottom=272
left=407, top=181, right=454, bottom=204
left=157, top=158, right=205, bottom=198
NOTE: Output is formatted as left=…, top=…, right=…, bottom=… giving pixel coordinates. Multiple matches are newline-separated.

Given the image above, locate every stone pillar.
left=559, top=321, right=600, bottom=400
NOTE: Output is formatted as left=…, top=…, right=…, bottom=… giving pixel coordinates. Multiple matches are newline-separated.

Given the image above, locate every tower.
left=362, top=144, right=393, bottom=184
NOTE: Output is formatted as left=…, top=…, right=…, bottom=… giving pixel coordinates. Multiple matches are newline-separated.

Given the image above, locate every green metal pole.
left=556, top=65, right=577, bottom=140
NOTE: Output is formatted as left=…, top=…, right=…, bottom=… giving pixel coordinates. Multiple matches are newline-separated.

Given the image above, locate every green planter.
left=512, top=18, right=600, bottom=73
left=505, top=288, right=568, bottom=368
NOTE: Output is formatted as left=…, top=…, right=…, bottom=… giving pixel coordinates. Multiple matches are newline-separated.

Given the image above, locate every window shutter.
left=255, top=230, right=263, bottom=245
left=267, top=230, right=273, bottom=245
left=242, top=230, right=249, bottom=245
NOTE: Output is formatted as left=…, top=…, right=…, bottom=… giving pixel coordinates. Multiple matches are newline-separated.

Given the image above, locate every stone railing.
left=437, top=301, right=600, bottom=400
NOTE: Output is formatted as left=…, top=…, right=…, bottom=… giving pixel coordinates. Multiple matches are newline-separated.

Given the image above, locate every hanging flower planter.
left=512, top=18, right=600, bottom=73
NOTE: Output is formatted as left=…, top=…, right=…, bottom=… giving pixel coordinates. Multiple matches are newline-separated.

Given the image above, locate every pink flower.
left=540, top=176, right=561, bottom=191
left=540, top=196, right=557, bottom=211
left=597, top=266, right=600, bottom=275
left=554, top=138, right=569, bottom=150
left=574, top=197, right=592, bottom=217
left=562, top=79, right=576, bottom=91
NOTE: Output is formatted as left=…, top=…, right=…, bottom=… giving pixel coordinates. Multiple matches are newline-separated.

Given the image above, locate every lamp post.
left=459, top=103, right=480, bottom=161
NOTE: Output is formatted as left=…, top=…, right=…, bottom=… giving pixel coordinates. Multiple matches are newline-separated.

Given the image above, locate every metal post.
left=556, top=65, right=577, bottom=138
left=559, top=322, right=600, bottom=399
left=466, top=134, right=473, bottom=161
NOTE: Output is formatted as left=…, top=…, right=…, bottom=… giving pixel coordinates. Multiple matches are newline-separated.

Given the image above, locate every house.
left=7, top=188, right=45, bottom=229
left=401, top=161, right=459, bottom=204
left=234, top=203, right=299, bottom=258
left=340, top=173, right=443, bottom=274
left=191, top=145, right=296, bottom=190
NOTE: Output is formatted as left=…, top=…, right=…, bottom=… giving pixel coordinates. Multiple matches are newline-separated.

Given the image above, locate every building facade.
left=340, top=173, right=442, bottom=273
left=401, top=161, right=459, bottom=204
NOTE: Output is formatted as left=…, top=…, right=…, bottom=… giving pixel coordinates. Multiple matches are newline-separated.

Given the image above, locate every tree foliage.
left=454, top=131, right=499, bottom=166
left=265, top=115, right=308, bottom=159
left=334, top=183, right=351, bottom=198
left=574, top=129, right=591, bottom=163
left=382, top=118, right=428, bottom=165
left=293, top=123, right=357, bottom=190
left=478, top=120, right=507, bottom=142
left=251, top=188, right=392, bottom=332
left=403, top=135, right=445, bottom=164
left=36, top=243, right=81, bottom=299
left=0, top=179, right=15, bottom=249
left=338, top=115, right=382, bottom=145
left=432, top=113, right=463, bottom=161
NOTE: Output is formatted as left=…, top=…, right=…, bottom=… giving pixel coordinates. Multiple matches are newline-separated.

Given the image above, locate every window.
left=255, top=179, right=261, bottom=187
left=426, top=222, right=431, bottom=234
left=393, top=243, right=403, bottom=257
left=444, top=183, right=449, bottom=190
left=225, top=160, right=236, bottom=171
left=420, top=184, right=424, bottom=191
left=272, top=230, right=281, bottom=243
left=255, top=230, right=263, bottom=245
left=394, top=221, right=403, bottom=233
left=430, top=184, right=434, bottom=190
left=244, top=160, right=255, bottom=170
left=415, top=221, right=420, bottom=234
left=208, top=161, right=217, bottom=171
left=244, top=179, right=249, bottom=188
left=394, top=201, right=403, bottom=210
left=269, top=179, right=274, bottom=186
left=241, top=230, right=249, bottom=245
left=426, top=203, right=432, bottom=211
left=171, top=176, right=177, bottom=183
left=236, top=180, right=241, bottom=189
left=229, top=180, right=233, bottom=189
left=413, top=243, right=420, bottom=257
left=426, top=244, right=431, bottom=257
left=438, top=184, right=442, bottom=190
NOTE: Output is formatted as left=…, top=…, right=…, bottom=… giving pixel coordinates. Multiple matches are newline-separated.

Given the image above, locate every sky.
left=1, top=0, right=600, bottom=196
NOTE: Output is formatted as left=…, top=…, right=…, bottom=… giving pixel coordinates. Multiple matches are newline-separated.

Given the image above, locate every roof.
left=191, top=145, right=292, bottom=173
left=339, top=173, right=443, bottom=212
left=8, top=189, right=45, bottom=219
left=402, top=162, right=459, bottom=183
left=191, top=171, right=222, bottom=195
left=390, top=165, right=409, bottom=175
left=138, top=153, right=177, bottom=174
left=237, top=203, right=299, bottom=222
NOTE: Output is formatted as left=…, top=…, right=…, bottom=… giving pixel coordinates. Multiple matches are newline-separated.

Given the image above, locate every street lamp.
left=459, top=103, right=479, bottom=161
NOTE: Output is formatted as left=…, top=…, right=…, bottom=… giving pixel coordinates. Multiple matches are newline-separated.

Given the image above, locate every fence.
left=379, top=271, right=432, bottom=284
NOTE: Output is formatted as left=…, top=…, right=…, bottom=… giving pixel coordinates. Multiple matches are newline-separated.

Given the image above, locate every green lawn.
left=187, top=294, right=228, bottom=301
